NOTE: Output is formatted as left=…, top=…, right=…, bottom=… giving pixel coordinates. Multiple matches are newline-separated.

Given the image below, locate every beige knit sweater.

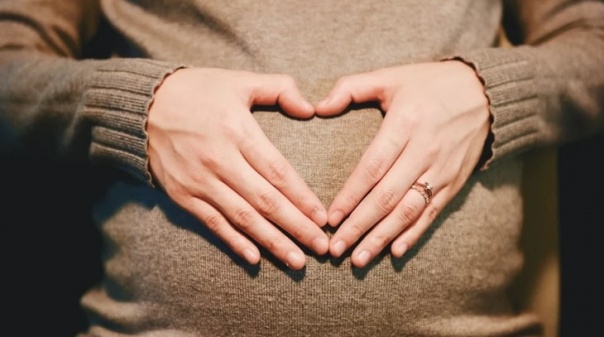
left=1, top=1, right=603, bottom=336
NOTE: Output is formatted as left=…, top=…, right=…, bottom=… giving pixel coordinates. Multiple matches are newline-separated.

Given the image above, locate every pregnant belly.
left=83, top=108, right=537, bottom=337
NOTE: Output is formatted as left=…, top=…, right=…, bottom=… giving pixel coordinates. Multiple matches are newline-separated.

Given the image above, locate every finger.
left=329, top=135, right=426, bottom=234
left=250, top=73, right=314, bottom=118
left=181, top=197, right=261, bottom=265
left=199, top=181, right=308, bottom=270
left=315, top=72, right=384, bottom=116
left=328, top=155, right=430, bottom=260
left=350, top=180, right=436, bottom=268
left=391, top=190, right=447, bottom=258
left=240, top=120, right=327, bottom=226
left=219, top=153, right=329, bottom=255
left=326, top=113, right=412, bottom=226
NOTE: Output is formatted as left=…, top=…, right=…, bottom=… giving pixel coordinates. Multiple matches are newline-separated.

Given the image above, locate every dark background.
left=1, top=136, right=603, bottom=336
left=0, top=159, right=102, bottom=336
left=558, top=135, right=604, bottom=336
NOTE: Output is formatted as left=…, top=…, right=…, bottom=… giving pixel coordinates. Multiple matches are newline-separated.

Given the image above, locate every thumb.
left=249, top=74, right=314, bottom=118
left=315, top=73, right=384, bottom=117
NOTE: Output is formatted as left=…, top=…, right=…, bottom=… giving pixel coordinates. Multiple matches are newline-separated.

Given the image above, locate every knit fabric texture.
left=1, top=1, right=603, bottom=336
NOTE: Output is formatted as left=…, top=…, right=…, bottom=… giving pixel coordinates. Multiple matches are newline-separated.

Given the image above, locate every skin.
left=315, top=61, right=491, bottom=268
left=147, top=61, right=490, bottom=270
left=147, top=68, right=329, bottom=270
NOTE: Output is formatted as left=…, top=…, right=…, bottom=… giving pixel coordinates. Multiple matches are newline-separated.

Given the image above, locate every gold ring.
left=410, top=181, right=433, bottom=205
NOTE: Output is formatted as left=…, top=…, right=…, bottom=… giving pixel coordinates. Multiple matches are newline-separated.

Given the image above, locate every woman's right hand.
left=147, top=68, right=328, bottom=270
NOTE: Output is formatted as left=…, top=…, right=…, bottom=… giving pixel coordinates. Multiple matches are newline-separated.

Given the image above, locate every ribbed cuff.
left=83, top=59, right=185, bottom=185
left=444, top=47, right=542, bottom=170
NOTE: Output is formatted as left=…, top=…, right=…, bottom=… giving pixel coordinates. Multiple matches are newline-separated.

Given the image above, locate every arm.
left=455, top=0, right=604, bottom=169
left=315, top=0, right=604, bottom=267
left=0, top=0, right=182, bottom=183
left=0, top=0, right=329, bottom=269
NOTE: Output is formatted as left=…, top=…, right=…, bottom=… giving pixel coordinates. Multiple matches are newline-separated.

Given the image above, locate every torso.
left=81, top=2, right=541, bottom=336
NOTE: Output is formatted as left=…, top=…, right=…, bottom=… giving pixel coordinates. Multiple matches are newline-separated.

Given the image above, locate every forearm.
left=0, top=0, right=183, bottom=183
left=452, top=0, right=604, bottom=169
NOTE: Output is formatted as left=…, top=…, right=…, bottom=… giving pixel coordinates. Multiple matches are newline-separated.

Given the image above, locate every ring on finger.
left=410, top=181, right=433, bottom=205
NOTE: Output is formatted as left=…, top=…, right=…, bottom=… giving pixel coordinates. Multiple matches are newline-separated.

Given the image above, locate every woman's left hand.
left=315, top=61, right=491, bottom=268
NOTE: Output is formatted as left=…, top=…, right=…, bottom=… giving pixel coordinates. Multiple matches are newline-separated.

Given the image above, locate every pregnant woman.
left=1, top=1, right=602, bottom=336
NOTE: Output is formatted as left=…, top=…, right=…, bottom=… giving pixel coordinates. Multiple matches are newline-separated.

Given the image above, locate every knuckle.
left=395, top=203, right=421, bottom=224
left=199, top=151, right=221, bottom=171
left=426, top=205, right=440, bottom=222
left=400, top=107, right=420, bottom=128
left=255, top=190, right=281, bottom=216
left=233, top=208, right=256, bottom=231
left=263, top=234, right=283, bottom=252
left=289, top=223, right=308, bottom=241
left=370, top=233, right=393, bottom=250
left=348, top=222, right=367, bottom=239
left=375, top=188, right=399, bottom=212
left=343, top=192, right=361, bottom=208
left=265, top=159, right=288, bottom=187
left=224, top=120, right=252, bottom=147
left=167, top=184, right=204, bottom=207
left=237, top=129, right=255, bottom=151
left=222, top=122, right=244, bottom=142
left=424, top=144, right=440, bottom=161
left=163, top=182, right=188, bottom=200
left=406, top=234, right=421, bottom=248
left=203, top=213, right=224, bottom=233
left=224, top=234, right=247, bottom=253
left=363, top=157, right=387, bottom=182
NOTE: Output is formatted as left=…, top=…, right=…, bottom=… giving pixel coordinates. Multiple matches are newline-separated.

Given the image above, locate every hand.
left=147, top=68, right=329, bottom=270
left=315, top=61, right=490, bottom=268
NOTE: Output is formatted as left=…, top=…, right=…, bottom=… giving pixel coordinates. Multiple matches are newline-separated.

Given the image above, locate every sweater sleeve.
left=450, top=0, right=604, bottom=170
left=0, top=0, right=184, bottom=184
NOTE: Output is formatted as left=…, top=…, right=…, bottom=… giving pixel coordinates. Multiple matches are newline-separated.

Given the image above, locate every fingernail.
left=329, top=211, right=344, bottom=226
left=357, top=250, right=371, bottom=266
left=243, top=248, right=258, bottom=264
left=286, top=251, right=305, bottom=269
left=312, top=236, right=329, bottom=255
left=395, top=242, right=408, bottom=257
left=311, top=208, right=327, bottom=226
left=303, top=100, right=314, bottom=111
left=332, top=240, right=347, bottom=257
